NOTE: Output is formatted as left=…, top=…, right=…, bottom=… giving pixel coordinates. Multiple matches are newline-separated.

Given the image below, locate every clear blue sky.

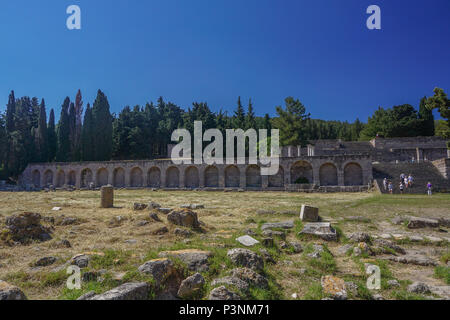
left=0, top=0, right=449, bottom=122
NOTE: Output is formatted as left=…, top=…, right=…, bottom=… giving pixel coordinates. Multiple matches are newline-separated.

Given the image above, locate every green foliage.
left=303, top=282, right=323, bottom=300
left=434, top=266, right=450, bottom=284
left=56, top=97, right=71, bottom=162
left=294, top=177, right=309, bottom=184
left=273, top=97, right=310, bottom=146
left=91, top=90, right=113, bottom=161
left=47, top=109, right=57, bottom=162
left=0, top=87, right=447, bottom=178
left=81, top=103, right=95, bottom=161
left=360, top=104, right=426, bottom=140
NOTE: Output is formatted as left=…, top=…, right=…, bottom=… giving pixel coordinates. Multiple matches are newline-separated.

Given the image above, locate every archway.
left=113, top=168, right=125, bottom=187
left=32, top=170, right=40, bottom=187
left=225, top=165, right=240, bottom=188
left=185, top=166, right=199, bottom=188
left=67, top=171, right=76, bottom=186
left=269, top=166, right=284, bottom=187
left=246, top=165, right=261, bottom=188
left=43, top=170, right=53, bottom=186
left=204, top=166, right=219, bottom=187
left=166, top=167, right=180, bottom=188
left=290, top=161, right=313, bottom=184
left=319, top=163, right=338, bottom=186
left=147, top=167, right=161, bottom=188
left=130, top=167, right=143, bottom=187
left=56, top=170, right=65, bottom=187
left=344, top=163, right=363, bottom=186
left=97, top=168, right=109, bottom=187
left=81, top=168, right=93, bottom=188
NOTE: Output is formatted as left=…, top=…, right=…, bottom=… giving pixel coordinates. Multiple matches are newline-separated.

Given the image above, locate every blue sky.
left=0, top=0, right=449, bottom=122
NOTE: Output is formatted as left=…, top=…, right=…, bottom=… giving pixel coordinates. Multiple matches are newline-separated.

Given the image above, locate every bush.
left=294, top=177, right=309, bottom=184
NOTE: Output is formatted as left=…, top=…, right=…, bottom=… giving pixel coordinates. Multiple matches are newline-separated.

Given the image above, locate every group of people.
left=382, top=174, right=432, bottom=195
left=383, top=173, right=414, bottom=194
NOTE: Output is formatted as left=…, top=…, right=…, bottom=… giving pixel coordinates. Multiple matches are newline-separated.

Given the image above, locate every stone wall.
left=21, top=155, right=373, bottom=191
left=432, top=158, right=450, bottom=179
left=281, top=136, right=448, bottom=162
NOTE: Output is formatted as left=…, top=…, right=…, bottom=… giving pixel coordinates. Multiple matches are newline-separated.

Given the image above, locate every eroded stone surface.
left=299, top=223, right=338, bottom=241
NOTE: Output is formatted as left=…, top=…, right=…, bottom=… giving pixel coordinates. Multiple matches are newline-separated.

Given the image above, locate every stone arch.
left=290, top=161, right=313, bottom=184
left=225, top=165, right=240, bottom=188
left=147, top=167, right=161, bottom=188
left=113, top=168, right=125, bottom=187
left=185, top=166, right=199, bottom=188
left=81, top=168, right=93, bottom=188
left=43, top=170, right=53, bottom=186
left=246, top=165, right=261, bottom=188
left=67, top=171, right=76, bottom=186
left=269, top=166, right=284, bottom=187
left=56, top=170, right=65, bottom=187
left=204, top=166, right=219, bottom=187
left=344, top=162, right=363, bottom=186
left=166, top=166, right=180, bottom=188
left=32, top=170, right=40, bottom=187
left=130, top=167, right=143, bottom=187
left=97, top=168, right=109, bottom=187
left=319, top=163, right=338, bottom=186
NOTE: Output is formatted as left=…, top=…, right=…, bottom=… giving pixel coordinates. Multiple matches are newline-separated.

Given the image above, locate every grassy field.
left=0, top=190, right=449, bottom=300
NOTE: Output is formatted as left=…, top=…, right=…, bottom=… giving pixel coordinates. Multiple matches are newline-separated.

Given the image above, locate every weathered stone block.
left=300, top=205, right=319, bottom=222
left=100, top=185, right=114, bottom=208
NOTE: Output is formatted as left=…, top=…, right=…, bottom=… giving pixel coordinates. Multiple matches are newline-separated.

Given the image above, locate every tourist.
left=388, top=181, right=393, bottom=194
left=383, top=178, right=388, bottom=191
left=427, top=182, right=432, bottom=196
left=399, top=182, right=404, bottom=194
left=408, top=174, right=413, bottom=187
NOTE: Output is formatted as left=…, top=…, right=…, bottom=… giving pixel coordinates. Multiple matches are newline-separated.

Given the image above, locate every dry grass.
left=0, top=190, right=449, bottom=300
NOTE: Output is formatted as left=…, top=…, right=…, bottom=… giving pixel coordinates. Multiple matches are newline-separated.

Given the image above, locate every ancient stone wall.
left=21, top=155, right=373, bottom=191
left=432, top=158, right=450, bottom=179
left=281, top=136, right=447, bottom=162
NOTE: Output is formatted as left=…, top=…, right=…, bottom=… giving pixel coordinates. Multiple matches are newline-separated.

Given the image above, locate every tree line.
left=0, top=88, right=448, bottom=180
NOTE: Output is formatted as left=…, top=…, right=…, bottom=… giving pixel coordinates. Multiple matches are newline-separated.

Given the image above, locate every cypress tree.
left=37, top=99, right=48, bottom=162
left=91, top=90, right=113, bottom=161
left=68, top=102, right=77, bottom=160
left=47, top=109, right=57, bottom=162
left=6, top=90, right=16, bottom=132
left=82, top=103, right=95, bottom=161
left=74, top=90, right=83, bottom=161
left=56, top=97, right=71, bottom=162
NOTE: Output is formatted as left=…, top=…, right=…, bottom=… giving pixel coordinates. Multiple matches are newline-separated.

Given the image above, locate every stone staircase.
left=373, top=162, right=450, bottom=194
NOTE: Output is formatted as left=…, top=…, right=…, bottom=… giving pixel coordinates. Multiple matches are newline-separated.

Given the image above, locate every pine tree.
left=233, top=96, right=246, bottom=129
left=245, top=99, right=256, bottom=130
left=47, top=109, right=57, bottom=162
left=56, top=97, right=71, bottom=162
left=82, top=103, right=95, bottom=161
left=36, top=99, right=48, bottom=162
left=273, top=97, right=310, bottom=146
left=91, top=90, right=113, bottom=161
